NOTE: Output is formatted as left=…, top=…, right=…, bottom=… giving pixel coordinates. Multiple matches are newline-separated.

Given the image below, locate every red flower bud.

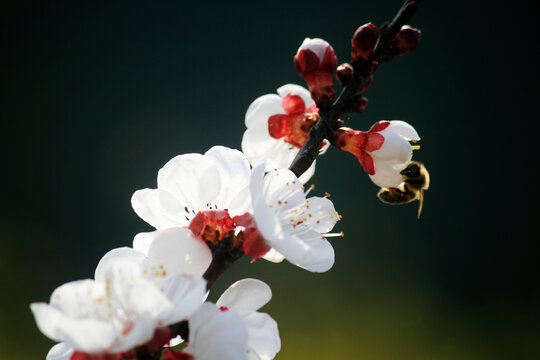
left=351, top=23, right=379, bottom=62
left=294, top=38, right=337, bottom=108
left=391, top=25, right=421, bottom=56
left=336, top=63, right=354, bottom=86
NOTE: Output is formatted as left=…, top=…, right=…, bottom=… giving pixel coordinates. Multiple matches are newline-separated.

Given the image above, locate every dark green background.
left=1, top=1, right=537, bottom=359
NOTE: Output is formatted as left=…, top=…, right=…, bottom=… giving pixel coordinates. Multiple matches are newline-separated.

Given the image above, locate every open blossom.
left=131, top=146, right=252, bottom=230
left=181, top=279, right=280, bottom=360
left=249, top=162, right=341, bottom=272
left=242, top=84, right=329, bottom=184
left=334, top=120, right=420, bottom=188
left=31, top=228, right=209, bottom=358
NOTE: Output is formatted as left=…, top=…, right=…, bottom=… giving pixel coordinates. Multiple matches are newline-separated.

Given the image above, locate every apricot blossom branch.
left=288, top=0, right=423, bottom=178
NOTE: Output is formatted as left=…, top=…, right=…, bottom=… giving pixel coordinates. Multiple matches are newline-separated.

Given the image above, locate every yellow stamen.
left=411, top=145, right=421, bottom=150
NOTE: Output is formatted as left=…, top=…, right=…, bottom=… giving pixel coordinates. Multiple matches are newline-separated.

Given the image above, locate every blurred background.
left=1, top=0, right=538, bottom=359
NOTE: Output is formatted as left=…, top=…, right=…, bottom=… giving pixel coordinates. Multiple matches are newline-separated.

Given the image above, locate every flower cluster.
left=32, top=4, right=427, bottom=358
left=32, top=147, right=340, bottom=359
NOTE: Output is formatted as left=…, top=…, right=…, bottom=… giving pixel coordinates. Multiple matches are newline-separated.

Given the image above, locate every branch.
left=288, top=0, right=423, bottom=177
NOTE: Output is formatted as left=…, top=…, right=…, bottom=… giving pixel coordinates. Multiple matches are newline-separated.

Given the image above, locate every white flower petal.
left=186, top=303, right=248, bottom=360
left=94, top=247, right=146, bottom=283
left=385, top=120, right=420, bottom=141
left=302, top=196, right=340, bottom=233
left=371, top=130, right=412, bottom=164
left=261, top=248, right=285, bottom=263
left=31, top=303, right=117, bottom=353
left=162, top=274, right=207, bottom=324
left=244, top=312, right=281, bottom=360
left=111, top=315, right=156, bottom=353
left=245, top=95, right=283, bottom=129
left=204, top=146, right=252, bottom=215
left=272, top=231, right=335, bottom=273
left=141, top=227, right=212, bottom=276
left=131, top=188, right=189, bottom=229
left=369, top=160, right=405, bottom=188
left=157, top=153, right=215, bottom=212
left=297, top=38, right=327, bottom=61
left=217, top=279, right=272, bottom=317
left=46, top=342, right=74, bottom=360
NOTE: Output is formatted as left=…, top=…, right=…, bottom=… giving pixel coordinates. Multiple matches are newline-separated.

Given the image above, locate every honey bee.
left=377, top=161, right=430, bottom=219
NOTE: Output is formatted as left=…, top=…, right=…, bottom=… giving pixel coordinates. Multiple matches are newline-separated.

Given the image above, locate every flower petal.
left=94, top=247, right=146, bottom=283
left=31, top=303, right=117, bottom=353
left=302, top=196, right=340, bottom=233
left=244, top=312, right=281, bottom=360
left=369, top=160, right=405, bottom=188
left=204, top=146, right=252, bottom=215
left=162, top=273, right=207, bottom=324
left=261, top=248, right=285, bottom=263
left=138, top=227, right=212, bottom=276
left=157, top=153, right=216, bottom=212
left=371, top=129, right=412, bottom=164
left=46, top=342, right=74, bottom=360
left=246, top=95, right=283, bottom=129
left=131, top=188, right=189, bottom=229
left=385, top=120, right=420, bottom=141
left=186, top=303, right=248, bottom=360
left=216, top=279, right=272, bottom=316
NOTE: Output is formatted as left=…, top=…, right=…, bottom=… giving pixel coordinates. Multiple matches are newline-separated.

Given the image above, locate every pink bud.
left=351, top=23, right=379, bottom=62
left=336, top=63, right=354, bottom=86
left=294, top=38, right=337, bottom=108
left=392, top=25, right=421, bottom=56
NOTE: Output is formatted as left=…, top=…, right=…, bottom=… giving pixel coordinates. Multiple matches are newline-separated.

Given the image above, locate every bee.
left=377, top=161, right=430, bottom=219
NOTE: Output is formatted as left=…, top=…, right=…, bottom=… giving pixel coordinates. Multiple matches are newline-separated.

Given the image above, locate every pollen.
left=412, top=145, right=421, bottom=150
left=278, top=200, right=282, bottom=205
left=316, top=220, right=320, bottom=224
left=308, top=213, right=312, bottom=217
left=325, top=192, right=331, bottom=197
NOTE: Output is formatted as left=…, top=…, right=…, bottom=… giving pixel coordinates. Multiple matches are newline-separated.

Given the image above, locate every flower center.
left=188, top=210, right=235, bottom=244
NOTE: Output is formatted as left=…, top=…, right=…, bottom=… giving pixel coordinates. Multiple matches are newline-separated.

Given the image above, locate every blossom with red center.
left=32, top=231, right=210, bottom=360
left=131, top=145, right=254, bottom=256
left=242, top=84, right=329, bottom=184
left=334, top=120, right=420, bottom=187
left=294, top=37, right=337, bottom=107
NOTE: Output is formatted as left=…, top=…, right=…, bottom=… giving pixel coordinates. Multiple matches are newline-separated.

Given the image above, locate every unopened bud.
left=294, top=38, right=337, bottom=109
left=355, top=96, right=368, bottom=112
left=336, top=63, right=354, bottom=86
left=391, top=25, right=421, bottom=56
left=351, top=23, right=379, bottom=62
